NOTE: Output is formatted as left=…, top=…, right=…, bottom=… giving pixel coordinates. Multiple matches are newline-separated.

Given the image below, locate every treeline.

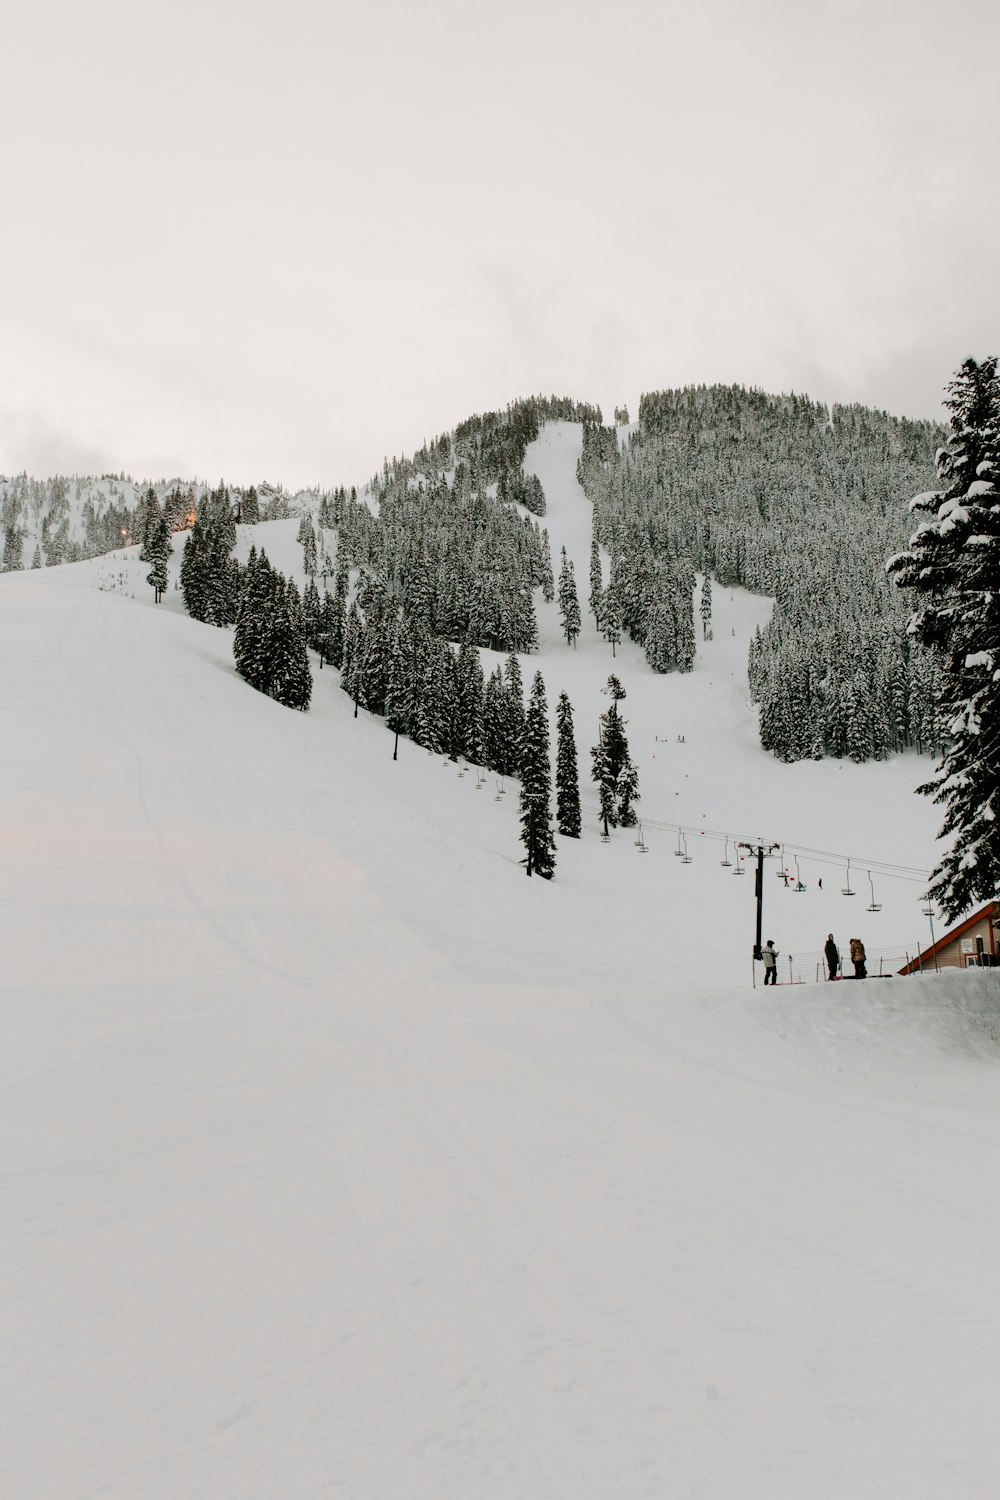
left=577, top=384, right=947, bottom=762
left=0, top=472, right=297, bottom=572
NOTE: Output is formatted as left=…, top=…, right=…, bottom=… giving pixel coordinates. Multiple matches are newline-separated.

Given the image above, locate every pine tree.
left=241, top=485, right=261, bottom=525
left=555, top=691, right=581, bottom=837
left=589, top=536, right=604, bottom=626
left=519, top=671, right=556, bottom=878
left=481, top=666, right=509, bottom=774
left=602, top=581, right=622, bottom=656
left=591, top=675, right=640, bottom=834
left=138, top=487, right=162, bottom=560
left=456, top=638, right=485, bottom=763
left=302, top=521, right=318, bottom=577
left=540, top=528, right=555, bottom=603
left=146, top=517, right=170, bottom=602
left=30, top=543, right=41, bottom=569
left=504, top=654, right=525, bottom=756
left=558, top=548, right=582, bottom=647
left=269, top=578, right=313, bottom=709
left=2, top=520, right=23, bottom=571
left=887, top=355, right=1000, bottom=919
left=700, top=575, right=713, bottom=640
left=300, top=579, right=320, bottom=649
left=385, top=629, right=411, bottom=759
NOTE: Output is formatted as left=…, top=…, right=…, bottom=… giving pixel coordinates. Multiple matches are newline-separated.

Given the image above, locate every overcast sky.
left=1, top=0, right=997, bottom=489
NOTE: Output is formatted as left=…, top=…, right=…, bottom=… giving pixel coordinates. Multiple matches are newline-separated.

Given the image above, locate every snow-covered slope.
left=4, top=423, right=1000, bottom=1499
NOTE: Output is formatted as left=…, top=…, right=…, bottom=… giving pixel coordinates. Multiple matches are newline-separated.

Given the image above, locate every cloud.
left=0, top=408, right=189, bottom=483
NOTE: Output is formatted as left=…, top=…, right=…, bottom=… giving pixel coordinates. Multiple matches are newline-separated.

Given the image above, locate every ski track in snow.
left=3, top=423, right=1000, bottom=1498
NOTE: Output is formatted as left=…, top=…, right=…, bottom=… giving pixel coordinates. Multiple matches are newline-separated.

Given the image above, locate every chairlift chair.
left=866, top=870, right=881, bottom=913
left=720, top=838, right=732, bottom=868
left=842, top=859, right=855, bottom=896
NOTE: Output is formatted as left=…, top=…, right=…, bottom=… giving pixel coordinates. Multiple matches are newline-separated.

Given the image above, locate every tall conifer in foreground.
left=519, top=671, right=556, bottom=878
left=555, top=691, right=581, bottom=838
left=887, top=355, right=1000, bottom=919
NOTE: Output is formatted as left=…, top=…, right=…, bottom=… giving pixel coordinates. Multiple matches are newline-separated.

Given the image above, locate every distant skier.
left=762, top=940, right=778, bottom=985
left=849, top=937, right=867, bottom=979
left=824, top=934, right=840, bottom=981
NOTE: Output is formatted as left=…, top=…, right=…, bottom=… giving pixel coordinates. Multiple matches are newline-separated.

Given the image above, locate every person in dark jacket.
left=849, top=937, right=867, bottom=979
left=824, top=934, right=840, bottom=981
left=762, top=939, right=778, bottom=985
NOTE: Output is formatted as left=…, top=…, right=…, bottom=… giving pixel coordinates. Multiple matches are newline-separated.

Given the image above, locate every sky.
left=1, top=0, right=998, bottom=490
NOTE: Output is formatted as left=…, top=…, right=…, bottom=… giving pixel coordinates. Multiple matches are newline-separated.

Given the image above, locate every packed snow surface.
left=4, top=423, right=1000, bottom=1497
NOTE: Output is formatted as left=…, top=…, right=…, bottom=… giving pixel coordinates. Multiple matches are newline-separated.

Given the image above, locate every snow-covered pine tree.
left=341, top=601, right=363, bottom=715
left=503, top=654, right=525, bottom=770
left=269, top=577, right=312, bottom=710
left=591, top=675, right=640, bottom=834
left=3, top=519, right=23, bottom=571
left=700, top=575, right=713, bottom=639
left=589, top=536, right=603, bottom=626
left=241, top=485, right=261, bottom=525
left=302, top=520, right=318, bottom=578
left=540, top=528, right=555, bottom=603
left=30, top=543, right=41, bottom=569
left=385, top=628, right=411, bottom=759
left=557, top=548, right=582, bottom=647
left=456, top=638, right=485, bottom=764
left=138, top=487, right=162, bottom=561
left=481, top=666, right=509, bottom=775
left=555, top=691, right=581, bottom=837
left=302, top=579, right=322, bottom=651
left=145, top=517, right=170, bottom=602
left=887, top=355, right=1000, bottom=920
left=601, top=580, right=622, bottom=656
left=519, top=671, right=556, bottom=878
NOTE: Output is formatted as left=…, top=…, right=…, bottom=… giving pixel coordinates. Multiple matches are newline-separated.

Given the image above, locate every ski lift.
left=680, top=834, right=692, bottom=864
left=674, top=831, right=685, bottom=857
left=866, top=870, right=881, bottom=913
left=720, top=838, right=732, bottom=868
left=636, top=823, right=649, bottom=853
left=457, top=758, right=466, bottom=778
left=776, top=844, right=786, bottom=878
left=841, top=859, right=855, bottom=896
left=475, top=769, right=485, bottom=790
left=793, top=855, right=804, bottom=891
left=495, top=780, right=505, bottom=802
left=733, top=852, right=746, bottom=876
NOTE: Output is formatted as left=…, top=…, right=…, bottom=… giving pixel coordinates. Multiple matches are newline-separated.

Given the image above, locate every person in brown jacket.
left=849, top=937, right=867, bottom=979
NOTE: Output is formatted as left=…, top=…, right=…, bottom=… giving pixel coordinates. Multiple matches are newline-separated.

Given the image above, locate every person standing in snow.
left=824, top=934, right=840, bottom=981
left=849, top=937, right=867, bottom=979
left=762, top=939, right=779, bottom=985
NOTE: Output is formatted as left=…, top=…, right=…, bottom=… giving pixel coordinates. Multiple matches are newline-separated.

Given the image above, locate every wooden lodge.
left=898, top=901, right=1000, bottom=974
